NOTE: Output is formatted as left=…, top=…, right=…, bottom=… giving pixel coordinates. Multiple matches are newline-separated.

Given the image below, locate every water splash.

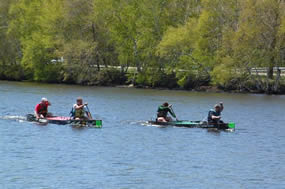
left=0, top=115, right=27, bottom=121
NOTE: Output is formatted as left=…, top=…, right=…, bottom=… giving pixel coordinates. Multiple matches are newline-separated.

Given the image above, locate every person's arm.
left=83, top=106, right=92, bottom=120
left=208, top=110, right=220, bottom=120
left=157, top=106, right=160, bottom=112
left=74, top=104, right=85, bottom=109
left=157, top=106, right=164, bottom=112
left=34, top=104, right=40, bottom=119
left=168, top=106, right=176, bottom=118
left=212, top=115, right=221, bottom=120
left=34, top=110, right=40, bottom=119
left=211, top=111, right=221, bottom=120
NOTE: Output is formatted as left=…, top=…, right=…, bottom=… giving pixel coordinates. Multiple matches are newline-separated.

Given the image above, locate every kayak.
left=26, top=114, right=102, bottom=128
left=148, top=120, right=235, bottom=130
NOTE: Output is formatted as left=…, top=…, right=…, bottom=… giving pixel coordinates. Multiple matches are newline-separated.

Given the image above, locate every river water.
left=0, top=81, right=285, bottom=189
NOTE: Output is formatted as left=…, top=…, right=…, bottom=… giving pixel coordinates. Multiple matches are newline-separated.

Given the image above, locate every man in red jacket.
left=35, top=98, right=51, bottom=119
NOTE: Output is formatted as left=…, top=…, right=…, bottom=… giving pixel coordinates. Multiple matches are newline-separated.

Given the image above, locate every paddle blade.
left=95, top=120, right=102, bottom=128
left=228, top=122, right=235, bottom=129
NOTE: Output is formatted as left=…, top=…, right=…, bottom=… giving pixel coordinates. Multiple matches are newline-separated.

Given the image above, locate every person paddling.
left=157, top=102, right=177, bottom=122
left=35, top=98, right=51, bottom=119
left=208, top=102, right=224, bottom=124
left=71, top=97, right=92, bottom=120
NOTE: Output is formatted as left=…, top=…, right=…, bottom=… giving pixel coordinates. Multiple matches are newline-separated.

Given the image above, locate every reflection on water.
left=1, top=81, right=285, bottom=189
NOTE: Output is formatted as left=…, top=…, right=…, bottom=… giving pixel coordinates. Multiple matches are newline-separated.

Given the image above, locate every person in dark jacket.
left=157, top=102, right=177, bottom=122
left=208, top=102, right=224, bottom=124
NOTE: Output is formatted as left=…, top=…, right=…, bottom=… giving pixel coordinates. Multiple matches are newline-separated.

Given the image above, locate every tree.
left=0, top=0, right=23, bottom=80
left=229, top=0, right=285, bottom=93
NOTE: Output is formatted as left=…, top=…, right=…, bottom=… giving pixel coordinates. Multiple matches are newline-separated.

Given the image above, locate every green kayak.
left=148, top=120, right=235, bottom=130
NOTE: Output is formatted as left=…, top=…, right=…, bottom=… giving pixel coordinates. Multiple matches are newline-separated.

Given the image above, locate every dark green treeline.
left=0, top=0, right=285, bottom=93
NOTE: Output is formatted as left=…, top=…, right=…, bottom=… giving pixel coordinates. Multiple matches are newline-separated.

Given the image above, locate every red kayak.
left=26, top=114, right=102, bottom=127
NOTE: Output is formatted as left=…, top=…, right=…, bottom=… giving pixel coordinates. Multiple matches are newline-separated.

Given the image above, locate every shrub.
left=134, top=69, right=178, bottom=88
left=92, top=68, right=126, bottom=86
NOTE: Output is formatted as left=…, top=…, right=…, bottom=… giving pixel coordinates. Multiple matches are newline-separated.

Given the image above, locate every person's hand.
left=40, top=115, right=44, bottom=118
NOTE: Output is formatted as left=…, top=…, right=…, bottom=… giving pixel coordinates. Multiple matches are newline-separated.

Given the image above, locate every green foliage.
left=135, top=69, right=178, bottom=88
left=1, top=0, right=285, bottom=93
left=62, top=40, right=97, bottom=84
left=0, top=0, right=23, bottom=80
left=93, top=68, right=126, bottom=86
left=211, top=56, right=235, bottom=86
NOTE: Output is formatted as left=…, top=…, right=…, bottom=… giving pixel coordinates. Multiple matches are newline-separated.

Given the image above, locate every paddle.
left=169, top=105, right=178, bottom=121
left=69, top=107, right=75, bottom=119
left=85, top=104, right=93, bottom=119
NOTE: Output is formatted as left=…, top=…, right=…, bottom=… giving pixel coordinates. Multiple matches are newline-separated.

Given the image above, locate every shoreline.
left=116, top=84, right=283, bottom=95
left=2, top=79, right=284, bottom=95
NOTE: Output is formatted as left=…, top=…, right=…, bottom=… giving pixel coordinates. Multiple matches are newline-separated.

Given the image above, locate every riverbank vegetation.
left=1, top=0, right=285, bottom=94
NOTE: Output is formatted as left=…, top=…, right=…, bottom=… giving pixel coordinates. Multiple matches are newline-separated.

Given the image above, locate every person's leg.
left=157, top=117, right=167, bottom=122
left=218, top=120, right=224, bottom=124
left=166, top=117, right=172, bottom=122
left=208, top=121, right=217, bottom=125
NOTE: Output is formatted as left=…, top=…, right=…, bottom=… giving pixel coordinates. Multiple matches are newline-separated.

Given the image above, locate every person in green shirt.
left=157, top=102, right=177, bottom=122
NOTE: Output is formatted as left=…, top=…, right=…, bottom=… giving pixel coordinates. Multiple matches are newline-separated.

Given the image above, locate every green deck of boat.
left=167, top=121, right=201, bottom=125
left=148, top=120, right=235, bottom=129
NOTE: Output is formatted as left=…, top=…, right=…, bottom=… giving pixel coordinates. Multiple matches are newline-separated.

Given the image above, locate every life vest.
left=38, top=104, right=48, bottom=114
left=74, top=107, right=85, bottom=118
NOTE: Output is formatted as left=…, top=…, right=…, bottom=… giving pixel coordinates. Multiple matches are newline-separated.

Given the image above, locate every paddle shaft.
left=85, top=104, right=93, bottom=119
left=169, top=106, right=178, bottom=121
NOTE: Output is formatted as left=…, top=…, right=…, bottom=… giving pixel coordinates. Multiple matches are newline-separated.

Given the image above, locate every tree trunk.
left=133, top=39, right=141, bottom=72
left=267, top=65, right=274, bottom=79
left=91, top=23, right=96, bottom=42
left=96, top=54, right=100, bottom=71
left=273, top=67, right=281, bottom=93
left=254, top=69, right=264, bottom=92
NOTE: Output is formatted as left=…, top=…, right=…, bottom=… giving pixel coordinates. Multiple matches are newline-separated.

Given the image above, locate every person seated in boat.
left=157, top=102, right=177, bottom=122
left=35, top=97, right=51, bottom=119
left=208, top=102, right=224, bottom=124
left=71, top=97, right=92, bottom=120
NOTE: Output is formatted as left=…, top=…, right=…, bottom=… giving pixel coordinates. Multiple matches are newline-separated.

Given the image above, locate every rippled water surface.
left=1, top=81, right=285, bottom=189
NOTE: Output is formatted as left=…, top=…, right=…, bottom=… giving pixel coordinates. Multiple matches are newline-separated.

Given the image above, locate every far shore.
left=2, top=79, right=284, bottom=95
